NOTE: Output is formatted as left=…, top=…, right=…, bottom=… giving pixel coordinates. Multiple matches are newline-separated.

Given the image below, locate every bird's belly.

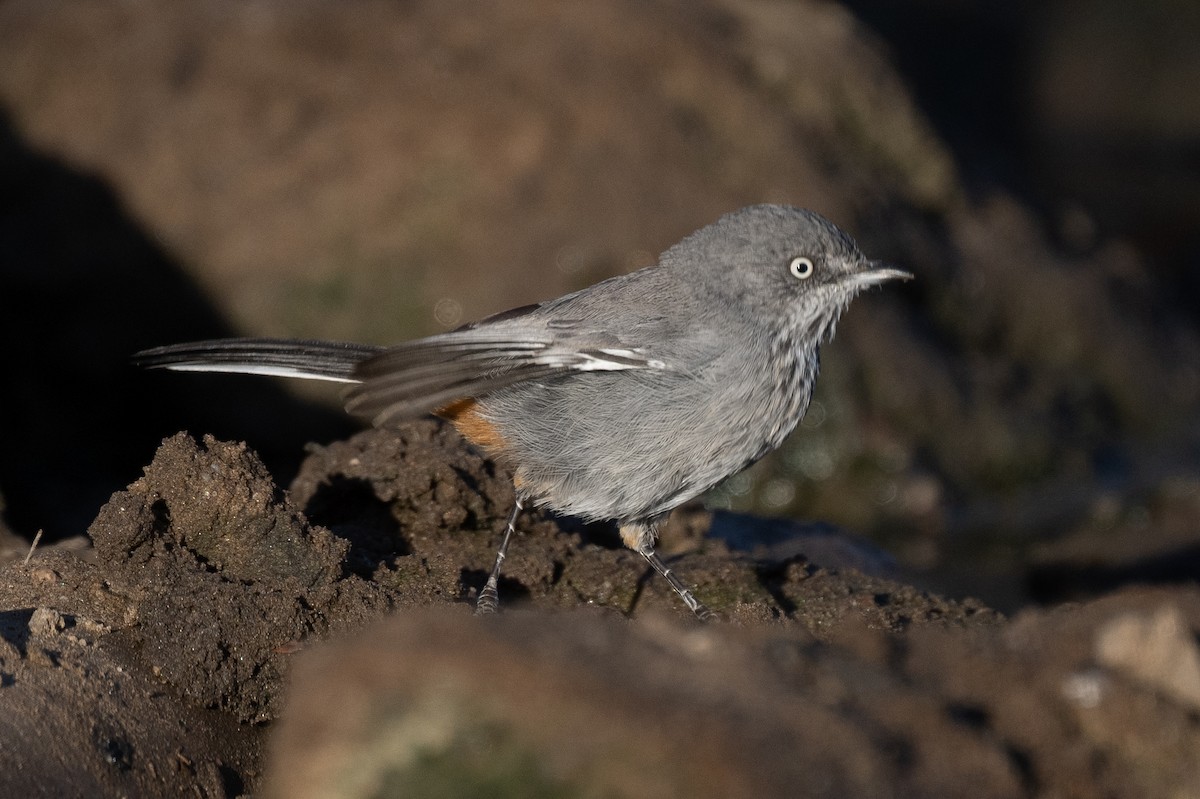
left=478, top=366, right=812, bottom=523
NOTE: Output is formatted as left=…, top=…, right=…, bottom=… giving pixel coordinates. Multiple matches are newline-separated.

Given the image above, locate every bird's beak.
left=840, top=260, right=913, bottom=289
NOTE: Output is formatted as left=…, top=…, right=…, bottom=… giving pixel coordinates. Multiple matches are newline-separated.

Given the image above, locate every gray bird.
left=135, top=204, right=910, bottom=618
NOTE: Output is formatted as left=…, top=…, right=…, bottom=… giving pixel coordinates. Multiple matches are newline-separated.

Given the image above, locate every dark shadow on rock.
left=0, top=106, right=357, bottom=540
left=708, top=511, right=898, bottom=578
left=840, top=1, right=1026, bottom=192
left=1028, top=542, right=1200, bottom=605
left=301, top=475, right=409, bottom=576
left=753, top=557, right=805, bottom=617
left=842, top=1, right=1200, bottom=315
left=458, top=568, right=531, bottom=608
left=0, top=608, right=33, bottom=653
left=552, top=514, right=625, bottom=551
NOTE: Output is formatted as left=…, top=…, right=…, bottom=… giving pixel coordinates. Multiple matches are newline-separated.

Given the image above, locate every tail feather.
left=132, top=338, right=383, bottom=383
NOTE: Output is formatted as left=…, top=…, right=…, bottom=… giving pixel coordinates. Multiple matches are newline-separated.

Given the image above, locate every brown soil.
left=3, top=427, right=1199, bottom=797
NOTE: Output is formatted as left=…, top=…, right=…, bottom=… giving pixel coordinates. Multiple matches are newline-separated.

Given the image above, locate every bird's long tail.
left=132, top=338, right=384, bottom=384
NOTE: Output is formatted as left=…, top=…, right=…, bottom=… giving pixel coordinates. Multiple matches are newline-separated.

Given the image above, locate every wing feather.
left=346, top=322, right=667, bottom=425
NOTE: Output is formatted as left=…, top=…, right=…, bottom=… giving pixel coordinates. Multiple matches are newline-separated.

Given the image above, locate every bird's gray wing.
left=345, top=301, right=671, bottom=426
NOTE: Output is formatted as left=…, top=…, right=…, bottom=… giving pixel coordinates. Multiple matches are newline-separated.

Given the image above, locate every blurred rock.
left=1095, top=604, right=1200, bottom=713
left=267, top=587, right=1200, bottom=799
left=264, top=608, right=1021, bottom=799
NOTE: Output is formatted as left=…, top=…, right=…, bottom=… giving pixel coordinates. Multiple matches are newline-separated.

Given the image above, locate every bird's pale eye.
left=788, top=256, right=814, bottom=280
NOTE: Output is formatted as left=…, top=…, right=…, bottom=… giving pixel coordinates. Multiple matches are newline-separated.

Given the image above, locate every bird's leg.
left=638, top=547, right=714, bottom=621
left=621, top=520, right=712, bottom=620
left=475, top=498, right=522, bottom=616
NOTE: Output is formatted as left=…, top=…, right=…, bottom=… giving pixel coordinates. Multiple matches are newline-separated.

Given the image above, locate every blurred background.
left=0, top=0, right=1197, bottom=611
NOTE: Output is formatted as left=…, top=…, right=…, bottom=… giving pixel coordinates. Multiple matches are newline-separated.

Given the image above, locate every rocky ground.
left=1, top=1, right=1198, bottom=796
left=1, top=426, right=1198, bottom=797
